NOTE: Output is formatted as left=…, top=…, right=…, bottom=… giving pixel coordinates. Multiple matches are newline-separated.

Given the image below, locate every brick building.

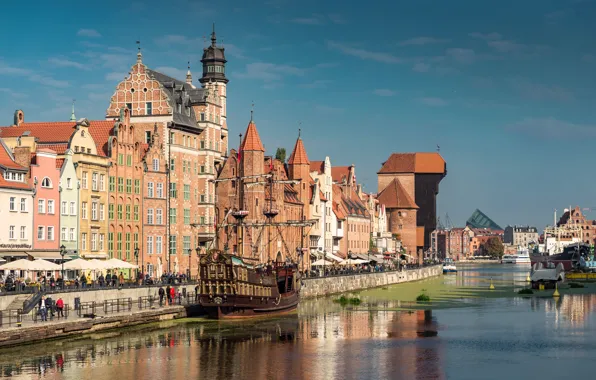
left=557, top=206, right=596, bottom=245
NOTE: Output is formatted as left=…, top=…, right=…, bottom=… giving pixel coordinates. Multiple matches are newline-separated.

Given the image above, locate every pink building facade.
left=31, top=148, right=61, bottom=256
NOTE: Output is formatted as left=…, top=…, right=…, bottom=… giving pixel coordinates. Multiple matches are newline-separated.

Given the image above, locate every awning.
left=28, top=251, right=63, bottom=260
left=81, top=253, right=109, bottom=259
left=0, top=251, right=29, bottom=258
left=320, top=251, right=344, bottom=262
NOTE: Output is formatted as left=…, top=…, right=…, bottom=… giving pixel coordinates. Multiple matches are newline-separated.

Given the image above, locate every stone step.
left=5, top=294, right=32, bottom=311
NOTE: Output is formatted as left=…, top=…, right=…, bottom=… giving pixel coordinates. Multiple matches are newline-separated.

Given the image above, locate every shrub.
left=416, top=293, right=430, bottom=302
left=349, top=297, right=361, bottom=305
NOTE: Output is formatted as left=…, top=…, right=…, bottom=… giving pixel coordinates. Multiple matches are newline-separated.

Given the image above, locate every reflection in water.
left=1, top=264, right=596, bottom=380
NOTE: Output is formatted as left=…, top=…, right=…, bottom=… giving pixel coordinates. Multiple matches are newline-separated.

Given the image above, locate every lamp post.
left=195, top=247, right=201, bottom=280
left=60, top=245, right=66, bottom=284
left=134, top=246, right=139, bottom=282
left=187, top=249, right=192, bottom=280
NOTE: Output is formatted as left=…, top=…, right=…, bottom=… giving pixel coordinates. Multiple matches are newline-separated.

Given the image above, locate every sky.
left=1, top=0, right=595, bottom=230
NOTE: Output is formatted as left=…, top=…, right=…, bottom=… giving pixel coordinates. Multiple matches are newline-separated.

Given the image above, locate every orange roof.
left=288, top=137, right=309, bottom=165
left=240, top=120, right=264, bottom=152
left=377, top=178, right=418, bottom=209
left=0, top=121, right=77, bottom=143
left=319, top=190, right=327, bottom=202
left=310, top=161, right=324, bottom=174
left=87, top=120, right=117, bottom=157
left=0, top=140, right=26, bottom=170
left=41, top=144, right=68, bottom=154
left=0, top=176, right=32, bottom=190
left=378, top=152, right=445, bottom=174
left=55, top=158, right=65, bottom=169
left=37, top=148, right=56, bottom=154
left=333, top=200, right=346, bottom=220
left=416, top=227, right=425, bottom=247
left=332, top=166, right=351, bottom=183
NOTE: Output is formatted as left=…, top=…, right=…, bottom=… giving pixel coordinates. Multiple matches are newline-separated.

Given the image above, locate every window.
left=61, top=227, right=67, bottom=241
left=126, top=205, right=131, bottom=220
left=184, top=209, right=190, bottom=225
left=147, top=236, right=154, bottom=254
left=61, top=201, right=67, bottom=215
left=91, top=233, right=97, bottom=251
left=108, top=232, right=114, bottom=256
left=126, top=155, right=132, bottom=167
left=200, top=216, right=205, bottom=225
left=186, top=106, right=190, bottom=116
left=117, top=232, right=122, bottom=259
left=156, top=183, right=163, bottom=198
left=9, top=226, right=15, bottom=240
left=200, top=194, right=205, bottom=203
left=184, top=184, right=190, bottom=200
left=109, top=176, right=115, bottom=191
left=69, top=228, right=75, bottom=241
left=156, top=236, right=163, bottom=254
left=92, top=172, right=98, bottom=190
left=200, top=140, right=205, bottom=149
left=177, top=103, right=182, bottom=113
left=134, top=179, right=140, bottom=194
left=70, top=201, right=76, bottom=215
left=126, top=233, right=131, bottom=260
left=38, top=199, right=45, bottom=214
left=126, top=179, right=132, bottom=193
left=152, top=158, right=159, bottom=171
left=82, top=202, right=87, bottom=219
left=147, top=182, right=154, bottom=197
left=91, top=202, right=98, bottom=220
left=126, top=103, right=132, bottom=112
left=100, top=204, right=105, bottom=220
left=147, top=208, right=154, bottom=224
left=20, top=226, right=26, bottom=240
left=37, top=226, right=45, bottom=240
left=20, top=198, right=26, bottom=212
left=41, top=177, right=52, bottom=188
left=82, top=233, right=87, bottom=250
left=47, top=226, right=54, bottom=241
left=134, top=205, right=139, bottom=221
left=200, top=165, right=205, bottom=174
left=82, top=172, right=88, bottom=189
left=146, top=102, right=152, bottom=115
left=118, top=154, right=124, bottom=166
left=200, top=112, right=205, bottom=121
left=118, top=177, right=124, bottom=192
left=9, top=197, right=15, bottom=211
left=170, top=132, right=175, bottom=144
left=183, top=235, right=191, bottom=252
left=169, top=208, right=177, bottom=224
left=170, top=158, right=175, bottom=170
left=109, top=204, right=114, bottom=219
left=99, top=234, right=105, bottom=251
left=100, top=174, right=105, bottom=191
left=117, top=205, right=123, bottom=219
left=47, top=200, right=54, bottom=214
left=66, top=178, right=72, bottom=189
left=156, top=209, right=163, bottom=224
left=169, top=235, right=177, bottom=255
left=169, top=183, right=177, bottom=198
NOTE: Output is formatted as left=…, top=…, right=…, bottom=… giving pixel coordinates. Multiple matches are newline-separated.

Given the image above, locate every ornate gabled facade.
left=105, top=31, right=228, bottom=274
left=333, top=183, right=370, bottom=256
left=310, top=158, right=338, bottom=255
left=58, top=150, right=79, bottom=254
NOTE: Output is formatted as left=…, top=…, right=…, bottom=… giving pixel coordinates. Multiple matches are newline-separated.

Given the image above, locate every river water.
left=1, top=264, right=595, bottom=379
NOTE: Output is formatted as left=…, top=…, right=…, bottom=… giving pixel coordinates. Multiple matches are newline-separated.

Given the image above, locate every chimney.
left=13, top=146, right=32, bottom=169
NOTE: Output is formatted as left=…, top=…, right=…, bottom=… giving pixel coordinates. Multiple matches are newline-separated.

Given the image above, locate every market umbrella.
left=0, top=259, right=35, bottom=271
left=63, top=258, right=101, bottom=271
left=340, top=258, right=369, bottom=265
left=106, top=258, right=137, bottom=269
left=311, top=259, right=334, bottom=266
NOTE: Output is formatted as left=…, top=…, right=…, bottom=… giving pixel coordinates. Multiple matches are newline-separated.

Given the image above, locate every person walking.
left=170, top=286, right=176, bottom=305
left=158, top=287, right=165, bottom=306
left=56, top=297, right=64, bottom=318
left=39, top=296, right=48, bottom=322
left=166, top=285, right=172, bottom=305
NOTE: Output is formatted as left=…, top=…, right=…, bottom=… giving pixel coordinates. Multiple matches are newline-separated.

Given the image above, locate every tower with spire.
left=287, top=130, right=311, bottom=208
left=200, top=23, right=228, bottom=129
left=70, top=100, right=76, bottom=122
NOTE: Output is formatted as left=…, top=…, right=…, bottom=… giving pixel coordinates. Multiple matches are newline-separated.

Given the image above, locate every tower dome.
left=200, top=24, right=228, bottom=84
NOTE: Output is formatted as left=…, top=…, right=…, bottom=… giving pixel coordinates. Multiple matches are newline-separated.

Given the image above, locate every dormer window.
left=41, top=177, right=52, bottom=188
left=81, top=130, right=85, bottom=137
left=186, top=107, right=190, bottom=117
left=177, top=104, right=182, bottom=113
left=200, top=113, right=205, bottom=121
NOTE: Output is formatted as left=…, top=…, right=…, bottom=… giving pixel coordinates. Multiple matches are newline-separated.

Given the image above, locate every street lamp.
left=134, top=246, right=139, bottom=282
left=60, top=245, right=66, bottom=284
left=187, top=249, right=192, bottom=280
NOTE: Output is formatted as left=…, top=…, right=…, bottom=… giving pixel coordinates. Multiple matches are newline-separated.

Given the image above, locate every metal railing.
left=0, top=309, right=22, bottom=328
left=303, top=264, right=441, bottom=280
left=103, top=298, right=133, bottom=314
left=31, top=304, right=70, bottom=323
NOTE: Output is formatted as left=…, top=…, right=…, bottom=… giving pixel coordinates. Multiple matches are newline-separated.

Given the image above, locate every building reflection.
left=544, top=293, right=596, bottom=327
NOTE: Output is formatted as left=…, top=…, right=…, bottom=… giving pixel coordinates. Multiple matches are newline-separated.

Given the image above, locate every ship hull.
left=530, top=255, right=574, bottom=271
left=198, top=292, right=299, bottom=319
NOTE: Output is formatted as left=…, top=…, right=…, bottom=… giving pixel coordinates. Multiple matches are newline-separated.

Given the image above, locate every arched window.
left=41, top=177, right=52, bottom=188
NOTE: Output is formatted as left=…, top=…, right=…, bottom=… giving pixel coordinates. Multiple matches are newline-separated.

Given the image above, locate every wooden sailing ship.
left=195, top=130, right=314, bottom=319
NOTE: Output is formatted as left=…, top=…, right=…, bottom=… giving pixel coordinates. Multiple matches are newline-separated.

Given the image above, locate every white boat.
left=443, top=258, right=457, bottom=273
left=502, top=248, right=531, bottom=264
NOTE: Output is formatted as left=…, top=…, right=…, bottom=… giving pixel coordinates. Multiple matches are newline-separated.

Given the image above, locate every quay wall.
left=0, top=285, right=197, bottom=311
left=301, top=265, right=442, bottom=298
left=0, top=306, right=188, bottom=349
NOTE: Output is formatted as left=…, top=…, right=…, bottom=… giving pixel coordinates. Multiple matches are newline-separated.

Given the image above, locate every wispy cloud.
left=469, top=32, right=548, bottom=56
left=328, top=13, right=347, bottom=24
left=29, top=74, right=69, bottom=88
left=77, top=29, right=101, bottom=38
left=315, top=105, right=344, bottom=113
left=509, top=78, right=573, bottom=101
left=327, top=41, right=404, bottom=63
left=469, top=32, right=502, bottom=40
left=234, top=62, right=305, bottom=82
left=373, top=89, right=396, bottom=97
left=446, top=48, right=477, bottom=64
left=105, top=72, right=127, bottom=82
left=291, top=14, right=325, bottom=25
left=0, top=61, right=31, bottom=76
left=398, top=37, right=450, bottom=46
left=544, top=9, right=574, bottom=25
left=155, top=34, right=246, bottom=59
left=507, top=117, right=596, bottom=138
left=0, top=88, right=27, bottom=99
left=417, top=97, right=448, bottom=106
left=299, top=80, right=333, bottom=89
left=48, top=57, right=89, bottom=70
left=315, top=62, right=339, bottom=69
left=413, top=62, right=431, bottom=72
left=0, top=60, right=68, bottom=87
left=155, top=66, right=188, bottom=80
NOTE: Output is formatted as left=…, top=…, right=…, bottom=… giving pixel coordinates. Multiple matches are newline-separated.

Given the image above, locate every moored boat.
left=502, top=248, right=531, bottom=264
left=443, top=258, right=457, bottom=273
left=530, top=243, right=591, bottom=271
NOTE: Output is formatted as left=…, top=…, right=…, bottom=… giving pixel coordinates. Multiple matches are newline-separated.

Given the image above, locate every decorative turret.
left=70, top=100, right=76, bottom=122
left=200, top=24, right=228, bottom=85
left=287, top=129, right=311, bottom=208
left=186, top=61, right=193, bottom=86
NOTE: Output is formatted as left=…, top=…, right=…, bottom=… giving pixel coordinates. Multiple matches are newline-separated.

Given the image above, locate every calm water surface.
left=1, top=264, right=594, bottom=380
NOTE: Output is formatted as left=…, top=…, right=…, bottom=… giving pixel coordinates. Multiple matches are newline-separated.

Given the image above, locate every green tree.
left=275, top=148, right=286, bottom=163
left=483, top=237, right=504, bottom=258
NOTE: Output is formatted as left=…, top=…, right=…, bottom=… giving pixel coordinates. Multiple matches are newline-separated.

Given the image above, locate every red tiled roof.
left=40, top=144, right=68, bottom=154
left=284, top=183, right=302, bottom=204
left=333, top=200, right=346, bottom=220
left=0, top=122, right=77, bottom=143
left=378, top=152, right=445, bottom=174
left=55, top=158, right=65, bottom=169
left=332, top=183, right=369, bottom=218
left=319, top=190, right=327, bottom=202
left=0, top=141, right=26, bottom=170
left=240, top=120, right=264, bottom=152
left=376, top=178, right=418, bottom=209
left=288, top=137, right=309, bottom=165
left=332, top=166, right=351, bottom=183
left=0, top=176, right=32, bottom=190
left=37, top=148, right=56, bottom=154
left=310, top=161, right=324, bottom=174
left=140, top=143, right=150, bottom=159
left=87, top=120, right=117, bottom=157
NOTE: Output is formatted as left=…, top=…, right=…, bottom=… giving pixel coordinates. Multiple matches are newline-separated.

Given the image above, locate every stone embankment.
left=301, top=265, right=442, bottom=298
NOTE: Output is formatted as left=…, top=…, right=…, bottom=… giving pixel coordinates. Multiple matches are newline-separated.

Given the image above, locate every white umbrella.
left=0, top=259, right=35, bottom=271
left=90, top=259, right=114, bottom=269
left=0, top=259, right=60, bottom=271
left=340, top=258, right=369, bottom=266
left=311, top=259, right=334, bottom=266
left=106, top=258, right=137, bottom=269
left=63, top=258, right=101, bottom=271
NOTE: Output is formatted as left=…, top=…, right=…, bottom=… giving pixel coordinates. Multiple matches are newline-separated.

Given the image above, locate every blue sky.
left=1, top=0, right=595, bottom=230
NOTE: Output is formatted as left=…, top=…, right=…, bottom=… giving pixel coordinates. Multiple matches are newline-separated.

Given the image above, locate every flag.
left=237, top=147, right=242, bottom=162
left=269, top=158, right=273, bottom=171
